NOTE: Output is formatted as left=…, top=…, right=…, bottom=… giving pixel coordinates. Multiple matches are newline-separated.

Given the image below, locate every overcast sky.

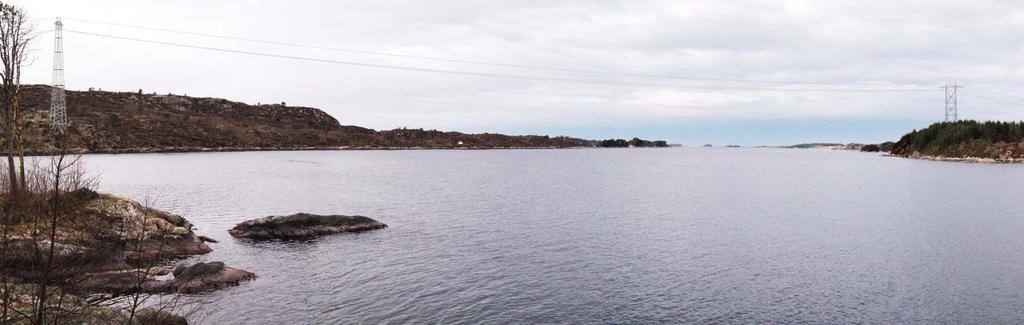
left=12, top=0, right=1024, bottom=145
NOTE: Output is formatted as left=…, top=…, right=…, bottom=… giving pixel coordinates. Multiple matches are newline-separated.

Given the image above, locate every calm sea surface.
left=82, top=148, right=1024, bottom=324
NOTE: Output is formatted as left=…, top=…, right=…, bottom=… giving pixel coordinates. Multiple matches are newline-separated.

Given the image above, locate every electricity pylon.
left=941, top=82, right=962, bottom=122
left=51, top=17, right=68, bottom=132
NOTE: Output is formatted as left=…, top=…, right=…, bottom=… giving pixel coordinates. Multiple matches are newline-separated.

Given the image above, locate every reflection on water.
left=83, top=149, right=1024, bottom=324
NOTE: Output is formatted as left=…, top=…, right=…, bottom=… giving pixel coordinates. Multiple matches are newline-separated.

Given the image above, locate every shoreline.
left=887, top=153, right=1024, bottom=164
left=18, top=145, right=592, bottom=156
left=14, top=145, right=685, bottom=156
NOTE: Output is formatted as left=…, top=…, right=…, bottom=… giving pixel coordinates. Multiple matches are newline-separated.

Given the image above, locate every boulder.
left=78, top=262, right=255, bottom=295
left=132, top=309, right=189, bottom=325
left=172, top=261, right=224, bottom=280
left=228, top=213, right=387, bottom=240
left=147, top=262, right=256, bottom=294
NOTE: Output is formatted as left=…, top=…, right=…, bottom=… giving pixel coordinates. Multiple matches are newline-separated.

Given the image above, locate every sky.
left=11, top=0, right=1024, bottom=145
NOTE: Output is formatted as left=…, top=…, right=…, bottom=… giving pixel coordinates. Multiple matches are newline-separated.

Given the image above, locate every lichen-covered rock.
left=228, top=213, right=387, bottom=240
left=0, top=190, right=224, bottom=294
left=83, top=192, right=197, bottom=241
left=78, top=192, right=212, bottom=262
left=170, top=226, right=189, bottom=236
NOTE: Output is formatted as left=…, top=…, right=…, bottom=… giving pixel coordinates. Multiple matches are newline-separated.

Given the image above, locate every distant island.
left=783, top=142, right=894, bottom=152
left=891, top=120, right=1024, bottom=162
left=595, top=138, right=669, bottom=148
left=18, top=85, right=669, bottom=153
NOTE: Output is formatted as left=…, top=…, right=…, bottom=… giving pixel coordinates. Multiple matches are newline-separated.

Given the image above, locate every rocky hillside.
left=17, top=85, right=590, bottom=153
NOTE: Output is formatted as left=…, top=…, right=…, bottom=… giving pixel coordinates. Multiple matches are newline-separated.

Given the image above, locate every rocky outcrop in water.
left=228, top=213, right=387, bottom=240
left=156, top=261, right=256, bottom=294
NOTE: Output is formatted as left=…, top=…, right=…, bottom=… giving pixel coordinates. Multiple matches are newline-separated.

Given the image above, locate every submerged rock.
left=228, top=213, right=387, bottom=240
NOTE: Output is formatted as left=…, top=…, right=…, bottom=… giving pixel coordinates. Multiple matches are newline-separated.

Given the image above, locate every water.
left=81, top=148, right=1024, bottom=324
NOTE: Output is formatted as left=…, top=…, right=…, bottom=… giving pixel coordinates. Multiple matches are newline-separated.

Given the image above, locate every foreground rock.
left=78, top=262, right=256, bottom=294
left=2, top=190, right=211, bottom=280
left=132, top=309, right=190, bottom=325
left=0, top=189, right=255, bottom=296
left=229, top=213, right=387, bottom=240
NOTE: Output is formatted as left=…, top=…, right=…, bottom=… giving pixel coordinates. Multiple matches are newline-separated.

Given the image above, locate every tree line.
left=597, top=138, right=669, bottom=148
left=891, top=120, right=1024, bottom=158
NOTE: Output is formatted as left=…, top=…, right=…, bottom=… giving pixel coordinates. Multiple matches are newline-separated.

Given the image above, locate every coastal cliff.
left=17, top=85, right=590, bottom=153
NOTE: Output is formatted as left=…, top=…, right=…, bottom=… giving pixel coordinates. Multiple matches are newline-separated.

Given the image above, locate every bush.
left=107, top=114, right=121, bottom=126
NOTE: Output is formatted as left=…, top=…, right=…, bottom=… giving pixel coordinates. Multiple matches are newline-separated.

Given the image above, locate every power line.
left=972, top=91, right=1024, bottom=107
left=63, top=29, right=936, bottom=94
left=972, top=88, right=1024, bottom=104
left=62, top=16, right=916, bottom=87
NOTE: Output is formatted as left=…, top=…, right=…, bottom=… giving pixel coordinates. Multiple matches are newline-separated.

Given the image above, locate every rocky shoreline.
left=1, top=190, right=256, bottom=296
left=889, top=153, right=1024, bottom=164
left=2, top=189, right=395, bottom=324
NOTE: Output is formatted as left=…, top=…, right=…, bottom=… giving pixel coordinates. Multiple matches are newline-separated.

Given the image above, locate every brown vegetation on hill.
left=17, top=85, right=588, bottom=153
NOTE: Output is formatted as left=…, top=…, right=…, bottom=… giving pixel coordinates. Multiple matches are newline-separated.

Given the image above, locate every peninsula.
left=891, top=120, right=1024, bottom=162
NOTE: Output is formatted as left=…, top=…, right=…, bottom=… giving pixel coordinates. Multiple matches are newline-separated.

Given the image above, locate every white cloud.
left=12, top=0, right=1024, bottom=140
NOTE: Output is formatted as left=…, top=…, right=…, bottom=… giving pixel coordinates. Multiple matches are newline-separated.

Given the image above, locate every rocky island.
left=229, top=213, right=388, bottom=240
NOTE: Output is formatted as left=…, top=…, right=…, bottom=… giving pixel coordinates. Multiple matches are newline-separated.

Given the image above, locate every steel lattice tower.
left=941, top=82, right=962, bottom=122
left=50, top=18, right=68, bottom=132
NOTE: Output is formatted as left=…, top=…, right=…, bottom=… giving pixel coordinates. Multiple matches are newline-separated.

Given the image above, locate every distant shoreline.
left=889, top=153, right=1024, bottom=164
left=15, top=145, right=690, bottom=156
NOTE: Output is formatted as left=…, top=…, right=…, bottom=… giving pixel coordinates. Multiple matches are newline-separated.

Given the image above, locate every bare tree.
left=0, top=5, right=204, bottom=323
left=0, top=2, right=33, bottom=195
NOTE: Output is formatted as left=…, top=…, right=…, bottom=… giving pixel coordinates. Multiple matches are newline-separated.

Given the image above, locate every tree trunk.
left=5, top=133, right=15, bottom=197
left=15, top=93, right=24, bottom=189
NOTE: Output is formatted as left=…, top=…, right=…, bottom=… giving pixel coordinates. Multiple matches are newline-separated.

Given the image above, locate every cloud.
left=13, top=0, right=1024, bottom=143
